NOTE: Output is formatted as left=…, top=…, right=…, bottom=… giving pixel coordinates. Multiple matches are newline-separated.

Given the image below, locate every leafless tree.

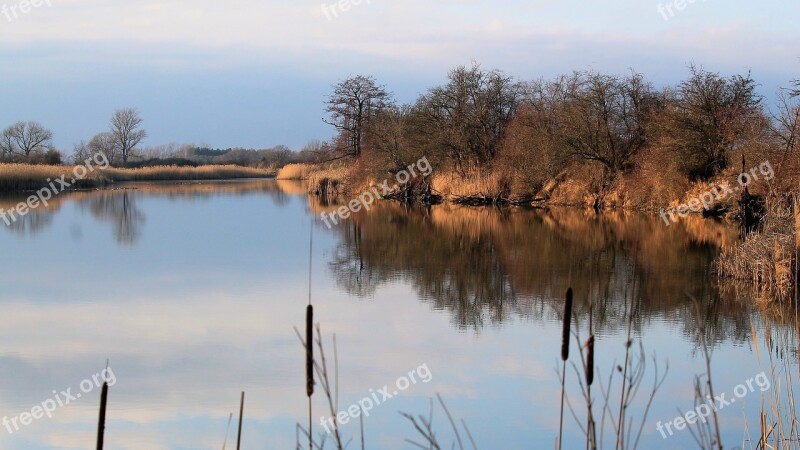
left=89, top=132, right=119, bottom=165
left=667, top=66, right=763, bottom=179
left=325, top=75, right=392, bottom=158
left=557, top=71, right=659, bottom=176
left=109, top=108, right=147, bottom=163
left=71, top=140, right=93, bottom=164
left=1, top=121, right=54, bottom=159
left=418, top=63, right=519, bottom=169
left=772, top=89, right=799, bottom=154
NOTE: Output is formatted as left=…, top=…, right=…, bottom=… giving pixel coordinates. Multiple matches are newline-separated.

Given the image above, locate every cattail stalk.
left=558, top=288, right=573, bottom=450
left=236, top=392, right=244, bottom=450
left=95, top=380, right=108, bottom=450
left=306, top=305, right=315, bottom=397
left=561, top=289, right=573, bottom=361
left=306, top=304, right=314, bottom=450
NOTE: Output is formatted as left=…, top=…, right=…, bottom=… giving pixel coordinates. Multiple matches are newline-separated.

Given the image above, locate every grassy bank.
left=0, top=163, right=274, bottom=192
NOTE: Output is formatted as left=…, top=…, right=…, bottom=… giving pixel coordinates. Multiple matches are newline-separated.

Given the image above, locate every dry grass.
left=0, top=163, right=106, bottom=191
left=431, top=169, right=511, bottom=200
left=306, top=164, right=353, bottom=197
left=276, top=163, right=313, bottom=180
left=715, top=196, right=797, bottom=301
left=0, top=163, right=272, bottom=192
left=102, top=165, right=271, bottom=182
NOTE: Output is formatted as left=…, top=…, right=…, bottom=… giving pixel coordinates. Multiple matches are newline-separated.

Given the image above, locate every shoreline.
left=0, top=163, right=276, bottom=193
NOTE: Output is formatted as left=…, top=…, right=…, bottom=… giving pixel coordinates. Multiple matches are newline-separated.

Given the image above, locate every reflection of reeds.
left=751, top=316, right=800, bottom=449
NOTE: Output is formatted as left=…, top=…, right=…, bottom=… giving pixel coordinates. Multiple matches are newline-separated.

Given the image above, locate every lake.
left=0, top=179, right=794, bottom=450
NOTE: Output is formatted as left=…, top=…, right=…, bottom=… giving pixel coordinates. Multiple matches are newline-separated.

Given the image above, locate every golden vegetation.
left=0, top=163, right=272, bottom=192
left=276, top=163, right=313, bottom=180
left=102, top=165, right=272, bottom=182
left=716, top=198, right=797, bottom=301
left=0, top=163, right=105, bottom=191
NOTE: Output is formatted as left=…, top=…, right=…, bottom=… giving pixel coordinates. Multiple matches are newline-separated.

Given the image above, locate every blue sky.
left=0, top=0, right=798, bottom=152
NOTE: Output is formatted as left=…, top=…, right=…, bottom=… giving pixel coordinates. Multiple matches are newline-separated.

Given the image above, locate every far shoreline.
left=0, top=163, right=276, bottom=193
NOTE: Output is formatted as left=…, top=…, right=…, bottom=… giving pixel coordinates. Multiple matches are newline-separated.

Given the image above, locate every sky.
left=0, top=0, right=798, bottom=153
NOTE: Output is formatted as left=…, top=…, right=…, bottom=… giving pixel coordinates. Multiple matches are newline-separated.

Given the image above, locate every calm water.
left=0, top=179, right=795, bottom=450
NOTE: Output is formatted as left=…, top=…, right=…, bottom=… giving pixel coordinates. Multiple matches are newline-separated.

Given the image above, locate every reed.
left=306, top=305, right=314, bottom=397
left=0, top=163, right=272, bottom=192
left=236, top=392, right=244, bottom=450
left=431, top=170, right=513, bottom=204
left=102, top=165, right=272, bottom=182
left=715, top=195, right=796, bottom=301
left=276, top=164, right=313, bottom=180
left=558, top=288, right=574, bottom=450
left=95, top=378, right=109, bottom=450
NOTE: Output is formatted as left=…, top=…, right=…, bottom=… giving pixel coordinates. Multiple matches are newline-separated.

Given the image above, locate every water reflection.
left=323, top=202, right=752, bottom=344
left=0, top=179, right=796, bottom=449
left=0, top=180, right=288, bottom=244
left=80, top=191, right=145, bottom=245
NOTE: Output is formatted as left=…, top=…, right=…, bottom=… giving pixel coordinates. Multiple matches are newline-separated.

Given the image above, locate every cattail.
left=236, top=392, right=244, bottom=450
left=561, top=288, right=573, bottom=361
left=95, top=380, right=108, bottom=450
left=306, top=305, right=315, bottom=397
left=585, top=335, right=595, bottom=386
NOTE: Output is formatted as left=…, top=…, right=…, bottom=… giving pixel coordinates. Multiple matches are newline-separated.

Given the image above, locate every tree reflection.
left=0, top=207, right=54, bottom=236
left=82, top=191, right=145, bottom=245
left=326, top=202, right=755, bottom=343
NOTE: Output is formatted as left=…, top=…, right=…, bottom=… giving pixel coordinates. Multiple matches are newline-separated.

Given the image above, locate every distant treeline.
left=0, top=108, right=324, bottom=170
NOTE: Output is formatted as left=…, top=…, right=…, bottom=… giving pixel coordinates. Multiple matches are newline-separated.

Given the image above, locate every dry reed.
left=0, top=163, right=272, bottom=192
left=277, top=164, right=313, bottom=180
left=715, top=195, right=796, bottom=301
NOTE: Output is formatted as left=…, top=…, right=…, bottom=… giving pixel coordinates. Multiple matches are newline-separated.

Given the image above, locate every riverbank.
left=0, top=163, right=275, bottom=192
left=280, top=156, right=800, bottom=301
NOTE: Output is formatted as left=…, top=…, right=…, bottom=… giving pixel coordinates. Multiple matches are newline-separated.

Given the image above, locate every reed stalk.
left=236, top=392, right=244, bottom=450
left=95, top=379, right=108, bottom=450
left=558, top=288, right=573, bottom=450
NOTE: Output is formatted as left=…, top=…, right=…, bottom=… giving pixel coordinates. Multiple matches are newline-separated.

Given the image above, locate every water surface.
left=0, top=180, right=794, bottom=450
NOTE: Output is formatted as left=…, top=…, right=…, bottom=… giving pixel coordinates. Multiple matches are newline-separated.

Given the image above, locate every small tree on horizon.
left=109, top=108, right=147, bottom=164
left=0, top=121, right=54, bottom=161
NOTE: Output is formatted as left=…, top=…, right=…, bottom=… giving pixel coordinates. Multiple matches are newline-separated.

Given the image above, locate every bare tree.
left=71, top=140, right=93, bottom=164
left=109, top=108, right=147, bottom=163
left=1, top=121, right=54, bottom=159
left=557, top=71, right=659, bottom=176
left=667, top=66, right=763, bottom=179
left=89, top=132, right=119, bottom=165
left=325, top=75, right=393, bottom=158
left=772, top=89, right=799, bottom=154
left=418, top=63, right=519, bottom=169
left=0, top=127, right=14, bottom=161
